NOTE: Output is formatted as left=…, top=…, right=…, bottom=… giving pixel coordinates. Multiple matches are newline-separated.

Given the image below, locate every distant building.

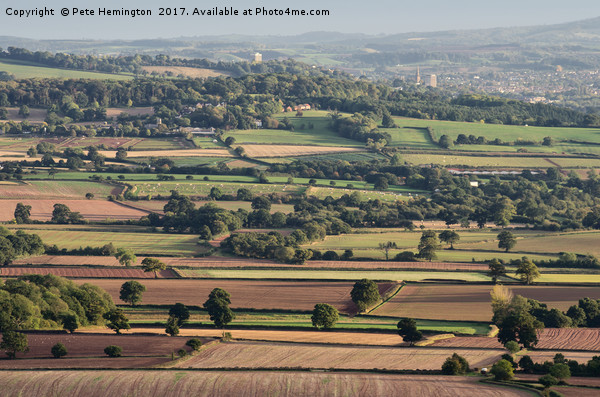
left=254, top=52, right=262, bottom=63
left=427, top=74, right=437, bottom=88
left=293, top=104, right=311, bottom=111
left=416, top=67, right=421, bottom=84
left=181, top=127, right=216, bottom=135
left=254, top=119, right=263, bottom=128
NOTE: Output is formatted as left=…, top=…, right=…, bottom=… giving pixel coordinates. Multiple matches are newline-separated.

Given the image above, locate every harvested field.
left=0, top=107, right=48, bottom=122
left=13, top=255, right=280, bottom=268
left=525, top=351, right=599, bottom=364
left=105, top=107, right=154, bottom=118
left=0, top=181, right=120, bottom=200
left=372, top=284, right=600, bottom=322
left=7, top=225, right=204, bottom=256
left=99, top=149, right=232, bottom=158
left=172, top=341, right=504, bottom=371
left=141, top=66, right=228, bottom=78
left=0, top=332, right=204, bottom=369
left=0, top=267, right=176, bottom=278
left=550, top=387, right=600, bottom=397
left=84, top=327, right=405, bottom=346
left=12, top=255, right=483, bottom=271
left=0, top=372, right=531, bottom=397
left=240, top=144, right=363, bottom=157
left=433, top=336, right=503, bottom=349
left=0, top=199, right=149, bottom=221
left=536, top=328, right=600, bottom=351
left=71, top=279, right=386, bottom=314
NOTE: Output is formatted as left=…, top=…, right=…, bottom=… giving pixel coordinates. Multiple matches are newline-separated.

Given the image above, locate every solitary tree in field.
left=115, top=249, right=137, bottom=267
left=103, top=308, right=130, bottom=334
left=441, top=353, right=470, bottom=375
left=397, top=318, right=423, bottom=345
left=141, top=257, right=167, bottom=278
left=497, top=230, right=516, bottom=252
left=417, top=231, right=441, bottom=261
left=311, top=303, right=339, bottom=330
left=51, top=343, right=68, bottom=358
left=378, top=241, right=397, bottom=261
left=0, top=331, right=29, bottom=359
left=439, top=230, right=460, bottom=250
left=515, top=257, right=540, bottom=285
left=119, top=281, right=146, bottom=306
left=169, top=303, right=190, bottom=326
left=165, top=316, right=180, bottom=336
left=13, top=203, right=32, bottom=224
left=350, top=279, right=381, bottom=312
left=488, top=259, right=507, bottom=284
left=204, top=288, right=235, bottom=335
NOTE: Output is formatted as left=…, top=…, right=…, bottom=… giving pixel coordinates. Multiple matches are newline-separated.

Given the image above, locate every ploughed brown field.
left=0, top=332, right=209, bottom=369
left=0, top=372, right=531, bottom=397
left=0, top=199, right=149, bottom=221
left=433, top=328, right=600, bottom=351
left=13, top=255, right=488, bottom=271
left=172, top=341, right=504, bottom=371
left=0, top=267, right=177, bottom=278
left=372, top=284, right=600, bottom=321
left=72, top=279, right=387, bottom=314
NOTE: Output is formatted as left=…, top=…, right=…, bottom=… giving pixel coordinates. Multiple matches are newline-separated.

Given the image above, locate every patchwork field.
left=72, top=279, right=380, bottom=314
left=371, top=284, right=600, bottom=321
left=225, top=127, right=361, bottom=147
left=0, top=372, right=532, bottom=397
left=0, top=181, right=121, bottom=200
left=0, top=333, right=200, bottom=369
left=0, top=199, right=148, bottom=221
left=172, top=341, right=504, bottom=371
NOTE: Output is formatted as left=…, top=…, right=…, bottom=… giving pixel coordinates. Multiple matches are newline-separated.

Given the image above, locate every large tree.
left=378, top=241, right=397, bottom=261
left=397, top=318, right=423, bottom=345
left=417, top=231, right=441, bottom=261
left=0, top=331, right=29, bottom=359
left=119, top=281, right=146, bottom=306
left=141, top=257, right=167, bottom=278
left=311, top=303, right=339, bottom=330
left=103, top=308, right=130, bottom=334
left=497, top=230, right=516, bottom=252
left=439, top=230, right=460, bottom=249
left=13, top=203, right=32, bottom=224
left=488, top=259, right=507, bottom=284
left=169, top=303, right=191, bottom=326
left=203, top=288, right=235, bottom=334
left=350, top=279, right=381, bottom=312
left=115, top=249, right=137, bottom=267
left=515, top=257, right=540, bottom=285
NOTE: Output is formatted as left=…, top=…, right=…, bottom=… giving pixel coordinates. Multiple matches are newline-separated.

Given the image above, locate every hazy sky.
left=1, top=0, right=599, bottom=39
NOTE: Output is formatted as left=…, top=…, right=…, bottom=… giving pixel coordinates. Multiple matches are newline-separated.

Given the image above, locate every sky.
left=1, top=0, right=599, bottom=40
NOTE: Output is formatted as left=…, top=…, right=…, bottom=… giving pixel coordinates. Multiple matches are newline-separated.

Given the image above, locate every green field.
left=176, top=268, right=490, bottom=282
left=400, top=153, right=558, bottom=168
left=128, top=137, right=193, bottom=150
left=7, top=224, right=204, bottom=256
left=125, top=308, right=490, bottom=334
left=518, top=273, right=600, bottom=283
left=129, top=180, right=307, bottom=197
left=393, top=116, right=600, bottom=145
left=0, top=59, right=132, bottom=80
left=382, top=126, right=437, bottom=149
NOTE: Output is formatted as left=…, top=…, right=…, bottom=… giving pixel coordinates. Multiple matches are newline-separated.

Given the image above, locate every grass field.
left=240, top=144, right=364, bottom=158
left=224, top=127, right=360, bottom=147
left=129, top=180, right=307, bottom=197
left=7, top=224, right=204, bottom=256
left=392, top=116, right=600, bottom=145
left=400, top=153, right=560, bottom=168
left=0, top=59, right=132, bottom=80
left=176, top=268, right=491, bottom=282
left=141, top=65, right=228, bottom=78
